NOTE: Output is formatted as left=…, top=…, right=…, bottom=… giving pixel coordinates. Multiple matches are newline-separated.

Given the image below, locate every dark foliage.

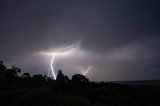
left=0, top=60, right=160, bottom=106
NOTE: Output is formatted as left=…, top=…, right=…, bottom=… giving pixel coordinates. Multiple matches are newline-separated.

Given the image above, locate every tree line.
left=0, top=60, right=160, bottom=106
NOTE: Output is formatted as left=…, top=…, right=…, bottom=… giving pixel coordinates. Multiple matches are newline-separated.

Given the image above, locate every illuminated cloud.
left=1, top=0, right=160, bottom=81
left=37, top=42, right=93, bottom=79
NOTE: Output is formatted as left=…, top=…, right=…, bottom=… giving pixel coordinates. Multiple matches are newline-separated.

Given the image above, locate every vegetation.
left=0, top=61, right=160, bottom=106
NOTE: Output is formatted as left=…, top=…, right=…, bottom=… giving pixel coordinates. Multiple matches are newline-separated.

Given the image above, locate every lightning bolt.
left=50, top=55, right=56, bottom=79
left=38, top=41, right=92, bottom=79
left=45, top=45, right=75, bottom=80
left=82, top=66, right=91, bottom=76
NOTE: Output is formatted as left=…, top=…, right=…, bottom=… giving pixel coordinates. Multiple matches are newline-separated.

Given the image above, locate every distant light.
left=82, top=66, right=91, bottom=76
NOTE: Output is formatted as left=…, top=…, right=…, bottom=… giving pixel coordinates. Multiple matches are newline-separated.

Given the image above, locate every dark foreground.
left=0, top=62, right=160, bottom=106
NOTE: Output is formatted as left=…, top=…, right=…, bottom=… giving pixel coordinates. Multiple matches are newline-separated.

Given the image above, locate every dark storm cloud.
left=0, top=0, right=160, bottom=81
left=81, top=0, right=160, bottom=53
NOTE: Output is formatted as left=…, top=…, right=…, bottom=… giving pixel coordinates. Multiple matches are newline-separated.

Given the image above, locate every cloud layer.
left=0, top=0, right=160, bottom=81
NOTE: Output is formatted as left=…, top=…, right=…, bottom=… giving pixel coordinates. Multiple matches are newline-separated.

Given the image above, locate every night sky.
left=0, top=0, right=160, bottom=81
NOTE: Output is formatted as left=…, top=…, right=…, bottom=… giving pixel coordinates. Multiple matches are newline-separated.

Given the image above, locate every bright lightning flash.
left=82, top=66, right=91, bottom=76
left=42, top=46, right=75, bottom=80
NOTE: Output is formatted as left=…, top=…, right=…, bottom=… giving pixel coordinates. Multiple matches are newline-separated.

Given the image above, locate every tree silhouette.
left=0, top=61, right=6, bottom=80
left=3, top=65, right=21, bottom=81
left=32, top=74, right=46, bottom=84
left=56, top=70, right=70, bottom=90
left=56, top=70, right=64, bottom=80
left=10, top=65, right=21, bottom=76
left=21, top=72, right=31, bottom=80
left=72, top=74, right=89, bottom=86
left=0, top=61, right=6, bottom=72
